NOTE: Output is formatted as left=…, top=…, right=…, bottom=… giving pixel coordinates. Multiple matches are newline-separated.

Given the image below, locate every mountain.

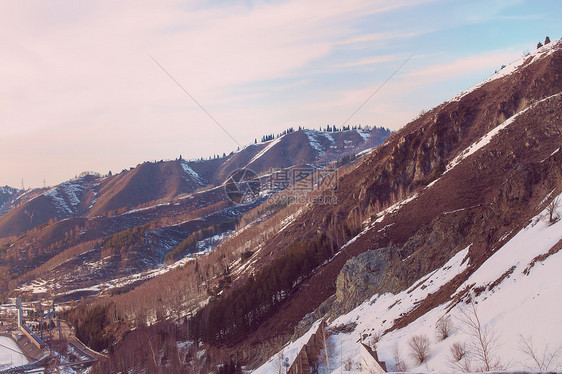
left=3, top=39, right=561, bottom=374
left=0, top=186, right=19, bottom=214
left=0, top=126, right=389, bottom=302
left=68, top=39, right=562, bottom=373
left=248, top=40, right=562, bottom=372
left=0, top=127, right=389, bottom=239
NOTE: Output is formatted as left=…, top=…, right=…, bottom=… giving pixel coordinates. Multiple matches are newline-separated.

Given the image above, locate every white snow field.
left=253, top=194, right=562, bottom=373
left=0, top=336, right=29, bottom=370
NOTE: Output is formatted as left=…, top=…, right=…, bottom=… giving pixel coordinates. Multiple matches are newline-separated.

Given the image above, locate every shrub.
left=436, top=315, right=453, bottom=341
left=408, top=334, right=431, bottom=364
left=451, top=342, right=467, bottom=361
left=393, top=343, right=407, bottom=372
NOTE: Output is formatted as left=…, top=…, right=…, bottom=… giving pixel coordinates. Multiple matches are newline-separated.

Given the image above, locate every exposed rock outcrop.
left=334, top=248, right=390, bottom=313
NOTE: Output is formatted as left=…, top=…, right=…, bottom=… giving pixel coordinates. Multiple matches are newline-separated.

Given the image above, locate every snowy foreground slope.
left=254, top=195, right=562, bottom=373
left=0, top=336, right=28, bottom=370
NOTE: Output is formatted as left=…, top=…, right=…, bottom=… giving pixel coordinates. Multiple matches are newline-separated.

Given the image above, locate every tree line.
left=165, top=219, right=237, bottom=263
left=191, top=220, right=360, bottom=345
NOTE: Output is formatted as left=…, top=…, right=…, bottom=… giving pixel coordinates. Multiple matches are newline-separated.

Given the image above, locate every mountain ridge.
left=2, top=39, right=561, bottom=374
left=0, top=127, right=390, bottom=238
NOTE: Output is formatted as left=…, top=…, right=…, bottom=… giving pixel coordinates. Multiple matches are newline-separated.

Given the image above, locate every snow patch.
left=304, top=129, right=335, bottom=153
left=292, top=193, right=562, bottom=373
left=44, top=179, right=87, bottom=216
left=254, top=246, right=470, bottom=373
left=450, top=39, right=561, bottom=103
left=247, top=137, right=283, bottom=166
left=180, top=161, right=205, bottom=185
left=0, top=336, right=29, bottom=369
left=447, top=92, right=562, bottom=172
left=356, top=147, right=373, bottom=158
left=355, top=129, right=371, bottom=141
left=253, top=320, right=323, bottom=374
left=374, top=193, right=419, bottom=223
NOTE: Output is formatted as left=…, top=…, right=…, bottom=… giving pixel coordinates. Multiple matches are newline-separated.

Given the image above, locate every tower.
left=16, top=298, right=23, bottom=327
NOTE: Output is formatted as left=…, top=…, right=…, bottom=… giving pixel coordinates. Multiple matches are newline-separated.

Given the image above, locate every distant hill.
left=0, top=186, right=19, bottom=214
left=0, top=127, right=390, bottom=239
left=9, top=38, right=562, bottom=374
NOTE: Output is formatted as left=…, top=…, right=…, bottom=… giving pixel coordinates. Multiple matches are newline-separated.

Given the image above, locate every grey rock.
left=335, top=248, right=389, bottom=313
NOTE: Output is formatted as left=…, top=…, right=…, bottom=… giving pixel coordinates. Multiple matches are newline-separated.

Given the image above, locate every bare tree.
left=408, top=334, right=431, bottom=365
left=448, top=342, right=471, bottom=372
left=392, top=343, right=407, bottom=372
left=343, top=357, right=354, bottom=371
left=518, top=335, right=562, bottom=370
left=436, top=315, right=453, bottom=341
left=369, top=330, right=383, bottom=349
left=318, top=324, right=333, bottom=374
left=450, top=342, right=467, bottom=361
left=457, top=298, right=505, bottom=371
left=547, top=195, right=560, bottom=223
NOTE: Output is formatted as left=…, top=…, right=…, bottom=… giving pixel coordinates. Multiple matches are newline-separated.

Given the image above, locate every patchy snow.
left=122, top=201, right=171, bottom=215
left=356, top=129, right=371, bottom=141
left=246, top=137, right=283, bottom=166
left=340, top=223, right=374, bottom=251
left=67, top=234, right=229, bottom=296
left=44, top=179, right=87, bottom=216
left=277, top=209, right=302, bottom=235
left=374, top=193, right=419, bottom=223
left=356, top=147, right=374, bottom=158
left=304, top=129, right=335, bottom=153
left=0, top=336, right=29, bottom=369
left=542, top=147, right=560, bottom=163
left=0, top=186, right=18, bottom=195
left=253, top=246, right=470, bottom=373
left=447, top=92, right=562, bottom=172
left=322, top=131, right=335, bottom=143
left=253, top=320, right=323, bottom=374
left=180, top=161, right=205, bottom=185
left=195, top=231, right=233, bottom=253
left=279, top=193, right=562, bottom=373
left=16, top=279, right=49, bottom=294
left=450, top=39, right=561, bottom=103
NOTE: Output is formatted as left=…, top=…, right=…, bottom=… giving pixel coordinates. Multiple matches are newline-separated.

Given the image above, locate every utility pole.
left=40, top=302, right=43, bottom=340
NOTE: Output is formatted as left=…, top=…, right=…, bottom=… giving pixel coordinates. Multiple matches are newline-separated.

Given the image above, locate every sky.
left=1, top=0, right=560, bottom=188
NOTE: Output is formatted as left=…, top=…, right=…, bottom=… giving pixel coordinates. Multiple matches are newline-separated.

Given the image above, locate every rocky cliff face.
left=235, top=41, right=562, bottom=362
left=335, top=248, right=390, bottom=312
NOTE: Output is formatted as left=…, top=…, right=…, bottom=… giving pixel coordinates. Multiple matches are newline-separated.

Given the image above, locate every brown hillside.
left=221, top=43, right=562, bottom=365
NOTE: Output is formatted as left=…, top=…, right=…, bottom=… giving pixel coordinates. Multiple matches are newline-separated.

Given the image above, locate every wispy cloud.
left=332, top=55, right=398, bottom=69
left=0, top=0, right=430, bottom=186
left=337, top=31, right=422, bottom=46
left=0, top=0, right=557, bottom=187
left=405, top=49, right=522, bottom=80
left=268, top=79, right=312, bottom=92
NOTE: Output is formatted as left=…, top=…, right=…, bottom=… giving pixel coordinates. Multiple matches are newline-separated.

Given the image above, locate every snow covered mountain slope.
left=207, top=39, right=562, bottom=371
left=0, top=186, right=19, bottom=214
left=0, top=127, right=390, bottom=238
left=44, top=178, right=91, bottom=216
left=5, top=40, right=561, bottom=374
left=256, top=195, right=562, bottom=372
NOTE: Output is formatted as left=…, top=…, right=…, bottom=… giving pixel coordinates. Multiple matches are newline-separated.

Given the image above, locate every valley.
left=1, top=33, right=561, bottom=374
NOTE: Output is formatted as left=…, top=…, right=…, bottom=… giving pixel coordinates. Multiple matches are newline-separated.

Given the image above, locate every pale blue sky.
left=1, top=0, right=560, bottom=188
